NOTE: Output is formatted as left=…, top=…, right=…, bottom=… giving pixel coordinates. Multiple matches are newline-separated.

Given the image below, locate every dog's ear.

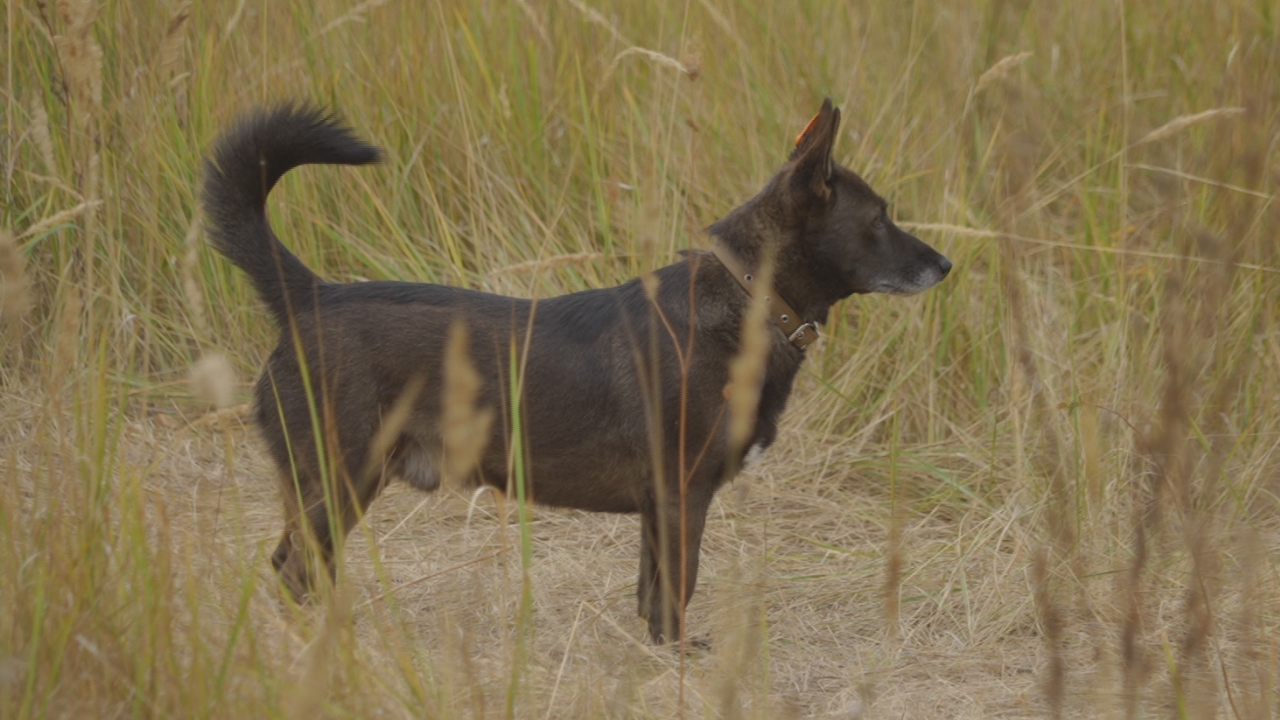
left=788, top=98, right=841, bottom=200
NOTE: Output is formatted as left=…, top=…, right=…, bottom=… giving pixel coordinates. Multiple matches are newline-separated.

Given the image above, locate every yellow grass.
left=3, top=0, right=1278, bottom=717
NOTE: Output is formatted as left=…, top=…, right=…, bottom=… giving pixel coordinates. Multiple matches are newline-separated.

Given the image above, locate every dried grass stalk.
left=566, top=0, right=625, bottom=44
left=724, top=255, right=774, bottom=460
left=222, top=0, right=248, bottom=37
left=487, top=252, right=605, bottom=278
left=19, top=201, right=105, bottom=240
left=361, top=376, right=425, bottom=486
left=442, top=320, right=494, bottom=488
left=513, top=0, right=550, bottom=46
left=30, top=99, right=58, bottom=177
left=1032, top=550, right=1066, bottom=719
left=157, top=3, right=191, bottom=76
left=974, top=51, right=1032, bottom=97
left=609, top=47, right=700, bottom=80
left=897, top=221, right=1001, bottom=238
left=55, top=0, right=104, bottom=125
left=50, top=284, right=82, bottom=392
left=1137, top=107, right=1245, bottom=145
left=312, top=0, right=393, bottom=40
left=180, top=219, right=208, bottom=338
left=0, top=231, right=30, bottom=326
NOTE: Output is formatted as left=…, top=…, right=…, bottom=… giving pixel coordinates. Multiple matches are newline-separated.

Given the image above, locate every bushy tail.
left=201, top=104, right=381, bottom=325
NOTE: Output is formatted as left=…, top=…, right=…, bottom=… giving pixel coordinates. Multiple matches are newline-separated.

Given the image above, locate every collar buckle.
left=787, top=322, right=819, bottom=348
left=709, top=244, right=819, bottom=350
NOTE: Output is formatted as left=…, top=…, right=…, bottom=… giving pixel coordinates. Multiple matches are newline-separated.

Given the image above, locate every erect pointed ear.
left=788, top=98, right=841, bottom=200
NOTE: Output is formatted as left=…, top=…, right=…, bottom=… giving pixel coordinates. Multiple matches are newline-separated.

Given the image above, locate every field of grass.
left=3, top=0, right=1279, bottom=717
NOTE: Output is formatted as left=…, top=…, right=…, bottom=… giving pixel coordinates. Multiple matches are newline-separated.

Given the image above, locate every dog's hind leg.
left=638, top=486, right=714, bottom=643
left=271, top=470, right=321, bottom=602
left=270, top=429, right=391, bottom=602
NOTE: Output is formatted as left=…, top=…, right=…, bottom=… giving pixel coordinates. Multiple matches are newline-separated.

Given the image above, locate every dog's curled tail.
left=201, top=103, right=381, bottom=325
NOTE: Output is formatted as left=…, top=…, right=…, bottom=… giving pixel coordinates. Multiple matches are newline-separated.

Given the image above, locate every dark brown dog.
left=202, top=98, right=950, bottom=642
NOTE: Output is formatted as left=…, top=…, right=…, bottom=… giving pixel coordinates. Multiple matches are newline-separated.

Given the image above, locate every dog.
left=202, top=98, right=951, bottom=643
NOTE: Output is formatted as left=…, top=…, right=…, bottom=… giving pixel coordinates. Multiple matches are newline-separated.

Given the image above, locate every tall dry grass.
left=2, top=0, right=1278, bottom=717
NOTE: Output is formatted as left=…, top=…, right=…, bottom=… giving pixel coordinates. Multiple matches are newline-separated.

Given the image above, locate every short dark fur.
left=202, top=99, right=951, bottom=642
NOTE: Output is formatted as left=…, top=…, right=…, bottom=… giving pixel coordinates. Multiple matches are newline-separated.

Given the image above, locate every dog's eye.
left=873, top=217, right=885, bottom=230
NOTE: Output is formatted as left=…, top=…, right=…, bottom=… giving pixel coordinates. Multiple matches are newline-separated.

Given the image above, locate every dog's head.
left=713, top=99, right=951, bottom=306
left=784, top=98, right=951, bottom=296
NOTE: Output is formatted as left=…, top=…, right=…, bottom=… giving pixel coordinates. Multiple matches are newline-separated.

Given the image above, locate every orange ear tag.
left=794, top=111, right=821, bottom=147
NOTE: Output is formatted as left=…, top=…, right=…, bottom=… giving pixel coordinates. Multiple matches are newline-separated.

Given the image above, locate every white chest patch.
left=743, top=442, right=767, bottom=467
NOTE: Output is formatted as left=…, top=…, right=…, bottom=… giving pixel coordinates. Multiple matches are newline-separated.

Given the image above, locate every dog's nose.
left=938, top=255, right=952, bottom=277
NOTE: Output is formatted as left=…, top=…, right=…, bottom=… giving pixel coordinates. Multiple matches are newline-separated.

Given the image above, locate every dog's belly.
left=521, top=457, right=644, bottom=513
left=459, top=439, right=645, bottom=513
left=537, top=491, right=640, bottom=514
left=525, top=474, right=643, bottom=513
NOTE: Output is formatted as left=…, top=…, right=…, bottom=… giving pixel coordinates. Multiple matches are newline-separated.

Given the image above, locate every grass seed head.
left=974, top=51, right=1032, bottom=97
left=1137, top=107, right=1245, bottom=145
left=190, top=352, right=237, bottom=409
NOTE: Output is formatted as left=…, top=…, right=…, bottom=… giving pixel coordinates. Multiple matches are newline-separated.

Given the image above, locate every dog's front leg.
left=638, top=488, right=713, bottom=643
left=636, top=507, right=661, bottom=627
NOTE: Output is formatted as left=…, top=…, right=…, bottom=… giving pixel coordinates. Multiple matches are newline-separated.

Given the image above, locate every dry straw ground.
left=2, top=1, right=1279, bottom=718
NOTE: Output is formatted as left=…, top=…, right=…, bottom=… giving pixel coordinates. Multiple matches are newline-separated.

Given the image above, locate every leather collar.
left=709, top=244, right=819, bottom=350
